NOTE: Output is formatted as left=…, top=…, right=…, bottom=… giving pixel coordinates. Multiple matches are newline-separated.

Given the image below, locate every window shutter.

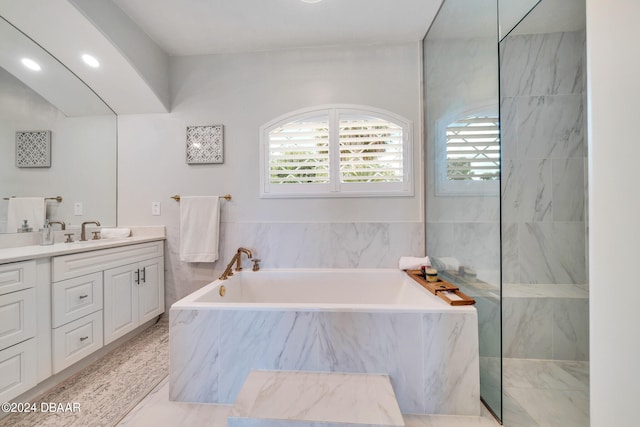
left=446, top=116, right=499, bottom=181
left=339, top=116, right=404, bottom=183
left=268, top=115, right=330, bottom=184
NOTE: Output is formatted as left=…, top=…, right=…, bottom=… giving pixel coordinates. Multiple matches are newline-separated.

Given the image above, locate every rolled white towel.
left=398, top=256, right=431, bottom=271
left=100, top=228, right=131, bottom=239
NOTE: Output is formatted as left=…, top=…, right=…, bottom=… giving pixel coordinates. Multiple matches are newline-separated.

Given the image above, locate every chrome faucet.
left=48, top=220, right=66, bottom=230
left=80, top=221, right=101, bottom=241
left=219, top=247, right=253, bottom=280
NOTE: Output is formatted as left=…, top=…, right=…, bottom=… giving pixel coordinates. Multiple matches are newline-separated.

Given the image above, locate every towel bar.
left=171, top=194, right=231, bottom=202
left=3, top=196, right=63, bottom=202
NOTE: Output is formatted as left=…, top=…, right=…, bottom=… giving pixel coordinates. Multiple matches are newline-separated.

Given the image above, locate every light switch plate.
left=151, top=201, right=161, bottom=216
left=74, top=202, right=83, bottom=215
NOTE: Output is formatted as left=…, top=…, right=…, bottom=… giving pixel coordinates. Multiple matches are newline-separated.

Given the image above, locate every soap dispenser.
left=18, top=219, right=32, bottom=233
left=41, top=219, right=53, bottom=245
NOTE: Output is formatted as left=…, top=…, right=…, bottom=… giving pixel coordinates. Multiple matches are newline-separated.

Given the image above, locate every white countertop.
left=0, top=227, right=166, bottom=264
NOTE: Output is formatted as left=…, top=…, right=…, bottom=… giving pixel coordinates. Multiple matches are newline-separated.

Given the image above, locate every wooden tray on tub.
left=406, top=270, right=475, bottom=306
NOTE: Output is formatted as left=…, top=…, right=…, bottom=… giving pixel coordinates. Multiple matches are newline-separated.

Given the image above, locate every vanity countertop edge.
left=0, top=227, right=166, bottom=264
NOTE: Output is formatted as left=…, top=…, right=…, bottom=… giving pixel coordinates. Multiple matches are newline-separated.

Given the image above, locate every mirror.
left=0, top=16, right=116, bottom=234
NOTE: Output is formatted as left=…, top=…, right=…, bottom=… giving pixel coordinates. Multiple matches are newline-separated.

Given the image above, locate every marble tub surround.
left=169, top=271, right=480, bottom=416
left=164, top=221, right=425, bottom=309
left=228, top=370, right=404, bottom=427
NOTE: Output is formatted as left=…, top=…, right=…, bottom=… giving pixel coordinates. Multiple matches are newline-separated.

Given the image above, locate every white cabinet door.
left=0, top=288, right=36, bottom=350
left=138, top=257, right=164, bottom=324
left=103, top=263, right=138, bottom=345
left=0, top=338, right=36, bottom=402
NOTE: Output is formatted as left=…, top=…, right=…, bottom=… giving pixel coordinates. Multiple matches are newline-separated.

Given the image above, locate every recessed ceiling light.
left=21, top=58, right=41, bottom=71
left=301, top=0, right=322, bottom=3
left=82, top=54, right=100, bottom=68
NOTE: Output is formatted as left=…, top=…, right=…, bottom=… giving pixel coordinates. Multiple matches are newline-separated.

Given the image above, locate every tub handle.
left=252, top=259, right=261, bottom=272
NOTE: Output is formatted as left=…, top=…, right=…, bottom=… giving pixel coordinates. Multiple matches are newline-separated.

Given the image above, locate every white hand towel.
left=398, top=256, right=431, bottom=270
left=7, top=197, right=45, bottom=233
left=180, top=196, right=220, bottom=263
left=100, top=228, right=131, bottom=239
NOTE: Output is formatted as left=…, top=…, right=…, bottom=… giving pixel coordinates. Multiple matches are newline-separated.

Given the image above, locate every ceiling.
left=111, top=0, right=443, bottom=56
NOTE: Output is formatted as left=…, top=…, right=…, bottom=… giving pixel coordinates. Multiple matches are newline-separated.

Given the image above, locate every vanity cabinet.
left=0, top=260, right=37, bottom=402
left=51, top=272, right=104, bottom=373
left=51, top=241, right=164, bottom=372
left=103, top=256, right=164, bottom=345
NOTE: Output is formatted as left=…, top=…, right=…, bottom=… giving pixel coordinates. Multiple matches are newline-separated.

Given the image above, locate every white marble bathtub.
left=169, top=269, right=480, bottom=415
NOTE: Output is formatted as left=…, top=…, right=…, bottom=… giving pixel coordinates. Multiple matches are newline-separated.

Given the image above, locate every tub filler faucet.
left=219, top=247, right=254, bottom=280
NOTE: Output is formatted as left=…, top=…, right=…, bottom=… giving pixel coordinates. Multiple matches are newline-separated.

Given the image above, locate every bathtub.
left=169, top=269, right=480, bottom=415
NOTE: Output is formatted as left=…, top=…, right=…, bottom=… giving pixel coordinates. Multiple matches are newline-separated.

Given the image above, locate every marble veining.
left=164, top=221, right=424, bottom=309
left=228, top=370, right=404, bottom=427
left=170, top=283, right=480, bottom=416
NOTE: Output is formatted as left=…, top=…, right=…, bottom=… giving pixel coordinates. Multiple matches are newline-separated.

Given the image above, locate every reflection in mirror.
left=0, top=16, right=116, bottom=234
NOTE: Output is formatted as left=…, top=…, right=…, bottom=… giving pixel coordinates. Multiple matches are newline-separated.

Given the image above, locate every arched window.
left=260, top=105, right=413, bottom=197
left=435, top=106, right=499, bottom=196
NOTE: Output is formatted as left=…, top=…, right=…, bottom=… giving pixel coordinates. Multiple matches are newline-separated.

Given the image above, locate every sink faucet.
left=48, top=220, right=66, bottom=230
left=80, top=221, right=101, bottom=241
left=219, top=247, right=253, bottom=280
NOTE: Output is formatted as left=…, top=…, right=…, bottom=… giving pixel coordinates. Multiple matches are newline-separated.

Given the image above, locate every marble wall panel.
left=316, top=312, right=424, bottom=414
left=552, top=158, right=586, bottom=222
left=500, top=31, right=586, bottom=97
left=502, top=159, right=552, bottom=222
left=552, top=298, right=589, bottom=361
left=170, top=307, right=481, bottom=416
left=169, top=309, right=220, bottom=402
left=218, top=311, right=320, bottom=403
left=516, top=94, right=585, bottom=160
left=503, top=297, right=553, bottom=359
left=519, top=222, right=587, bottom=285
left=423, top=312, right=480, bottom=415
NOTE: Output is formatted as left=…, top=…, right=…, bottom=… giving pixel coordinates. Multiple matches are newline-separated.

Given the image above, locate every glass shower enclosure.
left=424, top=0, right=589, bottom=424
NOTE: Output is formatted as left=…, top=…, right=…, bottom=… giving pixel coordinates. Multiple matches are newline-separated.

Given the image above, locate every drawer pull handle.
left=79, top=294, right=89, bottom=299
left=134, top=269, right=140, bottom=285
left=80, top=336, right=89, bottom=342
left=141, top=267, right=146, bottom=284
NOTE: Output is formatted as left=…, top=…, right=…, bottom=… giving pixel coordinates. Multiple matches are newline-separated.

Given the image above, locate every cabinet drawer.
left=0, top=288, right=36, bottom=350
left=52, top=241, right=164, bottom=282
left=0, top=338, right=37, bottom=402
left=0, top=260, right=36, bottom=296
left=52, top=311, right=103, bottom=374
left=52, top=272, right=103, bottom=328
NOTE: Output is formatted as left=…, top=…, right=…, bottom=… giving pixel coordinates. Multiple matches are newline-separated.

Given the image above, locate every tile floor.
left=502, top=358, right=590, bottom=427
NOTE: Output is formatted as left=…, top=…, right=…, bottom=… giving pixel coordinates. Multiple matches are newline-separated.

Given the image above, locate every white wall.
left=117, top=43, right=425, bottom=307
left=586, top=0, right=640, bottom=425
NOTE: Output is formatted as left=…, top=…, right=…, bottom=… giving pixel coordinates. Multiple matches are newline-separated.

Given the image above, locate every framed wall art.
left=186, top=125, right=224, bottom=164
left=16, top=130, right=51, bottom=168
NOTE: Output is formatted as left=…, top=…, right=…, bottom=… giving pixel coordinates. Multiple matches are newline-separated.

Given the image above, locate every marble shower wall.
left=500, top=30, right=588, bottom=285
left=164, top=221, right=424, bottom=310
left=500, top=30, right=589, bottom=361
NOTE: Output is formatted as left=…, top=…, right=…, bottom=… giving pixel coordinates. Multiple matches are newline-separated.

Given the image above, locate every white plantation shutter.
left=260, top=106, right=412, bottom=197
left=339, top=116, right=404, bottom=183
left=268, top=115, right=330, bottom=184
left=446, top=116, right=500, bottom=181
